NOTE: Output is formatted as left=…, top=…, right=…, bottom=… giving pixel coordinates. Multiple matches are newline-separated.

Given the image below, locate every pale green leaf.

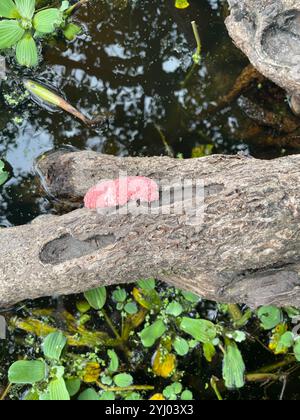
left=113, top=373, right=133, bottom=388
left=48, top=377, right=70, bottom=401
left=107, top=349, right=119, bottom=373
left=33, top=8, right=63, bottom=34
left=0, top=20, right=24, bottom=49
left=166, top=301, right=183, bottom=317
left=181, top=291, right=201, bottom=303
left=124, top=301, right=138, bottom=314
left=63, top=22, right=81, bottom=41
left=173, top=337, right=189, bottom=356
left=99, top=391, right=115, bottom=400
left=42, top=332, right=67, bottom=360
left=15, top=0, right=35, bottom=19
left=8, top=360, right=46, bottom=384
left=203, top=342, right=216, bottom=362
left=140, top=319, right=166, bottom=347
left=0, top=160, right=9, bottom=186
left=181, top=390, right=193, bottom=400
left=222, top=340, right=245, bottom=389
left=16, top=34, right=38, bottom=67
left=84, top=286, right=107, bottom=310
left=78, top=389, right=100, bottom=400
left=137, top=278, right=156, bottom=290
left=180, top=317, right=217, bottom=343
left=65, top=378, right=81, bottom=397
left=0, top=0, right=19, bottom=18
left=294, top=339, right=300, bottom=361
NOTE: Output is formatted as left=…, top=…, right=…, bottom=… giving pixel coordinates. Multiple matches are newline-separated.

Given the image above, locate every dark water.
left=2, top=0, right=294, bottom=227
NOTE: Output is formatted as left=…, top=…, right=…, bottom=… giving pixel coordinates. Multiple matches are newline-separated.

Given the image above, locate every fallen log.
left=2, top=150, right=300, bottom=309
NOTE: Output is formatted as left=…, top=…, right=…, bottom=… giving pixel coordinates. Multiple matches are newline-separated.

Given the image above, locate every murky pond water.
left=2, top=0, right=296, bottom=227
left=1, top=0, right=300, bottom=400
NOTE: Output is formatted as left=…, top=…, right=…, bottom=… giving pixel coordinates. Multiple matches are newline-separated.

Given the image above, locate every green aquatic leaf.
left=257, top=306, right=283, bottom=330
left=112, top=287, right=127, bottom=303
left=33, top=8, right=63, bottom=34
left=293, top=339, right=300, bottom=361
left=163, top=382, right=182, bottom=399
left=0, top=160, right=9, bottom=186
left=48, top=377, right=70, bottom=400
left=137, top=278, right=156, bottom=290
left=84, top=286, right=107, bottom=310
left=203, top=342, right=216, bottom=362
left=42, top=332, right=67, bottom=361
left=107, top=349, right=119, bottom=373
left=113, top=373, right=133, bottom=388
left=63, top=22, right=81, bottom=41
left=15, top=0, right=35, bottom=19
left=0, top=19, right=24, bottom=49
left=78, top=389, right=100, bottom=400
left=180, top=317, right=217, bottom=343
left=175, top=0, right=190, bottom=9
left=173, top=337, right=189, bottom=356
left=140, top=319, right=166, bottom=347
left=99, top=391, right=115, bottom=400
left=222, top=340, right=245, bottom=389
left=181, top=390, right=193, bottom=400
left=8, top=360, right=47, bottom=384
left=16, top=34, right=38, bottom=67
left=65, top=378, right=81, bottom=397
left=0, top=0, right=19, bottom=18
left=60, top=1, right=70, bottom=12
left=166, top=301, right=183, bottom=317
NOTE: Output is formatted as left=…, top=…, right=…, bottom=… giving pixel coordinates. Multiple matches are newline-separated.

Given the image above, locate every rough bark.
left=225, top=0, right=300, bottom=96
left=1, top=151, right=300, bottom=309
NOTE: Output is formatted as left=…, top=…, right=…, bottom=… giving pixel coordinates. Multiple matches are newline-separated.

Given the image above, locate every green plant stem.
left=191, top=21, right=201, bottom=58
left=0, top=383, right=12, bottom=401
left=255, top=355, right=296, bottom=374
left=96, top=381, right=154, bottom=393
left=227, top=304, right=243, bottom=322
left=65, top=0, right=89, bottom=16
left=101, top=309, right=121, bottom=341
left=210, top=377, right=223, bottom=401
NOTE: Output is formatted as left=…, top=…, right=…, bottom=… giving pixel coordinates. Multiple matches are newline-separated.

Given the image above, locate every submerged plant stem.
left=96, top=381, right=154, bottom=393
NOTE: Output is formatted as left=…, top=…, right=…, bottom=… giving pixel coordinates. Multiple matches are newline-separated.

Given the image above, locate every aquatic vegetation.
left=3, top=280, right=300, bottom=400
left=0, top=0, right=82, bottom=67
left=0, top=160, right=9, bottom=186
left=175, top=0, right=190, bottom=9
left=23, top=79, right=110, bottom=126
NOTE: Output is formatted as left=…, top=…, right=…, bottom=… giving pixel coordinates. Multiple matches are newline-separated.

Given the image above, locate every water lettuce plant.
left=0, top=0, right=81, bottom=67
left=0, top=160, right=9, bottom=186
left=3, top=280, right=300, bottom=400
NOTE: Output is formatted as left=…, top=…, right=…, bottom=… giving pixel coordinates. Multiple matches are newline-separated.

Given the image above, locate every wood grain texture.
left=1, top=150, right=300, bottom=308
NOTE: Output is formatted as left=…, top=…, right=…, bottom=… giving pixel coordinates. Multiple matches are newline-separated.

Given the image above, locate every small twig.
left=0, top=383, right=12, bottom=401
left=101, top=309, right=121, bottom=341
left=96, top=381, right=154, bottom=393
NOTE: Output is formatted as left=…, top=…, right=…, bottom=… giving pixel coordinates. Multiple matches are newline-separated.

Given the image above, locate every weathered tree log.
left=2, top=150, right=300, bottom=309
left=225, top=0, right=300, bottom=103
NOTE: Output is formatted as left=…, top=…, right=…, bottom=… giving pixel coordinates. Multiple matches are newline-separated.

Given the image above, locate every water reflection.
left=0, top=0, right=291, bottom=226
